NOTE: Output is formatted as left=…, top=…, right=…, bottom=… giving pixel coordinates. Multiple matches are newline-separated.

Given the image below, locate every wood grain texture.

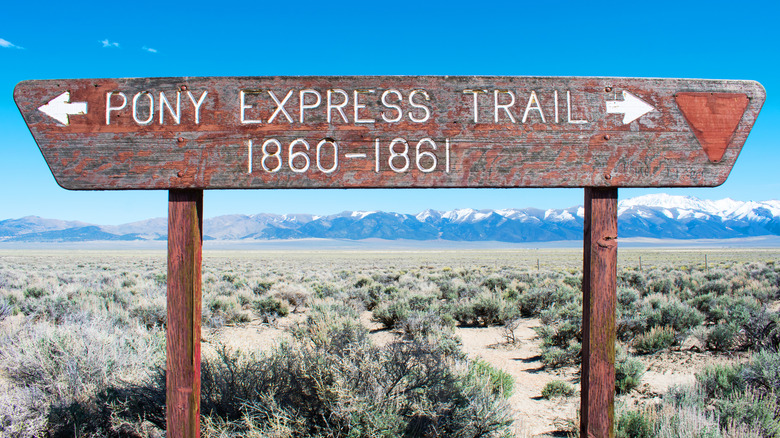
left=581, top=187, right=618, bottom=438
left=14, top=77, right=764, bottom=189
left=166, top=190, right=203, bottom=438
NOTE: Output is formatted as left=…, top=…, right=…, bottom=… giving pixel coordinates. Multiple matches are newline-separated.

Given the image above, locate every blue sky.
left=1, top=0, right=778, bottom=224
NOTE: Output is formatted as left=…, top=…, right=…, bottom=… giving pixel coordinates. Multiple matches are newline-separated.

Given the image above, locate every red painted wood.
left=13, top=77, right=765, bottom=189
left=675, top=92, right=750, bottom=163
left=581, top=187, right=618, bottom=438
left=167, top=190, right=203, bottom=438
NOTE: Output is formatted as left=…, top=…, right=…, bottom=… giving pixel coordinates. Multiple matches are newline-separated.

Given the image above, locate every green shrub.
left=195, top=306, right=516, bottom=437
left=616, top=408, right=656, bottom=438
left=742, top=307, right=780, bottom=351
left=705, top=324, right=738, bottom=351
left=467, top=359, right=513, bottom=397
left=656, top=404, right=721, bottom=438
left=363, top=284, right=400, bottom=310
left=699, top=279, right=729, bottom=296
left=372, top=292, right=444, bottom=331
left=540, top=343, right=581, bottom=369
left=648, top=277, right=673, bottom=294
left=207, top=295, right=249, bottom=323
left=619, top=270, right=647, bottom=291
left=482, top=275, right=509, bottom=292
left=617, top=287, right=641, bottom=313
left=563, top=275, right=581, bottom=289
left=20, top=295, right=77, bottom=323
left=643, top=297, right=704, bottom=335
left=541, top=380, right=576, bottom=399
left=615, top=350, right=645, bottom=394
left=252, top=281, right=273, bottom=295
left=311, top=282, right=341, bottom=299
left=633, top=326, right=676, bottom=354
left=253, top=296, right=289, bottom=317
left=151, top=272, right=166, bottom=286
left=373, top=299, right=411, bottom=329
left=24, top=286, right=46, bottom=299
left=518, top=285, right=579, bottom=317
left=741, top=350, right=780, bottom=394
left=714, top=388, right=780, bottom=436
left=0, top=296, right=13, bottom=320
left=129, top=300, right=167, bottom=329
left=454, top=292, right=506, bottom=327
left=353, top=276, right=373, bottom=288
left=398, top=309, right=456, bottom=337
left=696, top=363, right=744, bottom=399
left=0, top=315, right=164, bottom=436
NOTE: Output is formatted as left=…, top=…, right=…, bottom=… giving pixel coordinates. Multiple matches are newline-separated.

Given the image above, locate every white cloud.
left=0, top=38, right=23, bottom=49
left=100, top=39, right=120, bottom=48
left=142, top=46, right=158, bottom=53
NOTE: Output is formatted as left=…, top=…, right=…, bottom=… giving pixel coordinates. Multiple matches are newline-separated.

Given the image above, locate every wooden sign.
left=15, top=76, right=764, bottom=190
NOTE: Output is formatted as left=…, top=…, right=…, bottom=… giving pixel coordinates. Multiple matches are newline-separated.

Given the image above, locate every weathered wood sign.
left=15, top=77, right=764, bottom=190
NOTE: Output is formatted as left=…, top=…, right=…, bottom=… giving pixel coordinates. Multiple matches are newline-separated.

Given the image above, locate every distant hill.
left=1, top=194, right=779, bottom=243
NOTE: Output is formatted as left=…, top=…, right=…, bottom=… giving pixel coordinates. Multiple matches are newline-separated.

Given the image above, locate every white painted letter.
left=240, top=90, right=262, bottom=124
left=106, top=91, right=127, bottom=125
left=353, top=89, right=375, bottom=123
left=316, top=139, right=339, bottom=173
left=409, top=90, right=431, bottom=123
left=327, top=89, right=349, bottom=123
left=267, top=90, right=294, bottom=123
left=567, top=91, right=588, bottom=124
left=463, top=89, right=486, bottom=123
left=381, top=89, right=402, bottom=123
left=299, top=89, right=321, bottom=123
left=132, top=92, right=154, bottom=125
left=554, top=90, right=559, bottom=123
left=159, top=91, right=181, bottom=125
left=494, top=90, right=516, bottom=123
left=522, top=91, right=546, bottom=123
left=186, top=91, right=208, bottom=124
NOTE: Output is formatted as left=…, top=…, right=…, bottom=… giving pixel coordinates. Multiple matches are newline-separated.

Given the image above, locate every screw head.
left=604, top=173, right=612, bottom=180
left=605, top=86, right=612, bottom=92
left=178, top=137, right=184, bottom=143
left=177, top=171, right=184, bottom=178
left=604, top=134, right=611, bottom=140
left=180, top=85, right=188, bottom=91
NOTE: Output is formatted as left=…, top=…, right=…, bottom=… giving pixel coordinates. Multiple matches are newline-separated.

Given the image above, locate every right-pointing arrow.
left=605, top=91, right=655, bottom=124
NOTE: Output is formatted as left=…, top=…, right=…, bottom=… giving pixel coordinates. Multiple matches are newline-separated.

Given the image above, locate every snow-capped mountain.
left=1, top=195, right=779, bottom=243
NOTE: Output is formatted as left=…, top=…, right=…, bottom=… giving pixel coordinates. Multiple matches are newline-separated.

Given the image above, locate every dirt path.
left=455, top=320, right=578, bottom=437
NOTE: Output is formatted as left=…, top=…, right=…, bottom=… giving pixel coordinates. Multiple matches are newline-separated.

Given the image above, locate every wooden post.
left=167, top=190, right=203, bottom=438
left=581, top=187, right=618, bottom=438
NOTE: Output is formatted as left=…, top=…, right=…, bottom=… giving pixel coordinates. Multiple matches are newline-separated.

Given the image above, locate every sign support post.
left=581, top=187, right=618, bottom=438
left=166, top=189, right=203, bottom=438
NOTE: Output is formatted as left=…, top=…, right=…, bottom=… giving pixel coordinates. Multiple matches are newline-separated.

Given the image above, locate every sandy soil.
left=207, top=311, right=749, bottom=437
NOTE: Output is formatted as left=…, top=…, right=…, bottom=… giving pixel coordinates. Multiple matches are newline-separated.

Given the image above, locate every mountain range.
left=2, top=194, right=779, bottom=243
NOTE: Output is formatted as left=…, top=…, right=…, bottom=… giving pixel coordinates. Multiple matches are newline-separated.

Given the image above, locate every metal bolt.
left=604, top=173, right=612, bottom=180
left=178, top=137, right=184, bottom=143
left=604, top=134, right=611, bottom=140
left=605, top=86, right=612, bottom=92
left=177, top=171, right=184, bottom=177
left=180, top=85, right=188, bottom=91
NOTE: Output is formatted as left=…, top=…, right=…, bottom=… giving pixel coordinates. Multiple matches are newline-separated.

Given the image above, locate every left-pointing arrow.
left=38, top=92, right=87, bottom=125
